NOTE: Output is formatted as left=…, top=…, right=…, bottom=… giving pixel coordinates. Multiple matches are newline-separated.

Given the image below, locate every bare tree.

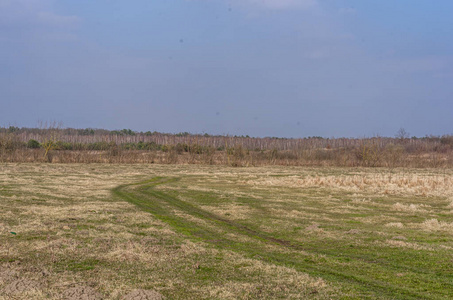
left=39, top=121, right=62, bottom=162
left=395, top=128, right=410, bottom=141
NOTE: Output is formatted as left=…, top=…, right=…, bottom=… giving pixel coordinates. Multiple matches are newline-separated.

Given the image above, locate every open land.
left=1, top=163, right=453, bottom=299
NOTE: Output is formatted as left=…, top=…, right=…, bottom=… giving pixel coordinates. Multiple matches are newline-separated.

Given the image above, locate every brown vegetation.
left=1, top=126, right=452, bottom=167
left=0, top=164, right=338, bottom=299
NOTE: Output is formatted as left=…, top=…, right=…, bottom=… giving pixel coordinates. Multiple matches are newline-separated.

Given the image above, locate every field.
left=1, top=164, right=453, bottom=299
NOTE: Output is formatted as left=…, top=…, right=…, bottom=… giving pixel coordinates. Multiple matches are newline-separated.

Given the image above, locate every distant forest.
left=1, top=125, right=452, bottom=167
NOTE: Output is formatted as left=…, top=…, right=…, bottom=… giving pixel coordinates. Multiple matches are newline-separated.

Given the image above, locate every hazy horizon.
left=0, top=123, right=436, bottom=140
left=1, top=1, right=452, bottom=138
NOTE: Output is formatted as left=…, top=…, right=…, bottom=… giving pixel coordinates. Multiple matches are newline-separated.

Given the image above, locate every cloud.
left=0, top=0, right=80, bottom=28
left=0, top=0, right=81, bottom=44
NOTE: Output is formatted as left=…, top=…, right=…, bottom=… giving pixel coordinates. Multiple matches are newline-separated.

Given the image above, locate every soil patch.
left=123, top=289, right=165, bottom=300
left=63, top=286, right=103, bottom=300
left=3, top=279, right=41, bottom=294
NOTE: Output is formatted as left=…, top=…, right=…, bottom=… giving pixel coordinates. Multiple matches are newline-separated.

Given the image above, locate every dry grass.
left=392, top=202, right=429, bottom=213
left=419, top=218, right=453, bottom=232
left=0, top=164, right=338, bottom=299
left=247, top=171, right=453, bottom=197
left=385, top=222, right=405, bottom=228
left=2, top=164, right=453, bottom=298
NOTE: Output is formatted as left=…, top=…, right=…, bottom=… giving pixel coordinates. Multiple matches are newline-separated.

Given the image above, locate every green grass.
left=64, top=259, right=100, bottom=272
left=2, top=164, right=453, bottom=299
left=114, top=175, right=453, bottom=299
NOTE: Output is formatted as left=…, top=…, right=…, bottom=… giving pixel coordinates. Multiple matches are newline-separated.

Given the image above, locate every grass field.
left=1, top=164, right=453, bottom=299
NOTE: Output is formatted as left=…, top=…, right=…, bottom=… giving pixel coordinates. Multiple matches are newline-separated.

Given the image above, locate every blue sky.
left=1, top=0, right=452, bottom=137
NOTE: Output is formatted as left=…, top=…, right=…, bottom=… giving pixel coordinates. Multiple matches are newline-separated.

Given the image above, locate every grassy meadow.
left=1, top=163, right=453, bottom=299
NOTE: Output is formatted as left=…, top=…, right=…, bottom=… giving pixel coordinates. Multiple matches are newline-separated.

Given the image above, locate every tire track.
left=113, top=177, right=444, bottom=300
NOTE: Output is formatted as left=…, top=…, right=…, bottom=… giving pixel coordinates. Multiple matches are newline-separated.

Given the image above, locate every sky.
left=1, top=0, right=452, bottom=138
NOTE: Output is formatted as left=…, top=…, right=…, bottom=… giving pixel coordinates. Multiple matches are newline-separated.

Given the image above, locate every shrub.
left=27, top=139, right=41, bottom=149
left=355, top=143, right=381, bottom=167
left=440, top=135, right=453, bottom=147
left=55, top=141, right=73, bottom=150
left=87, top=141, right=112, bottom=151
left=176, top=143, right=191, bottom=154
left=313, top=149, right=333, bottom=160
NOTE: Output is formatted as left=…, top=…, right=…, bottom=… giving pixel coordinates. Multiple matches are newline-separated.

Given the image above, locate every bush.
left=87, top=141, right=112, bottom=151
left=55, top=141, right=73, bottom=150
left=175, top=143, right=189, bottom=154
left=27, top=139, right=41, bottom=149
left=313, top=149, right=333, bottom=160
left=440, top=135, right=453, bottom=147
left=355, top=143, right=381, bottom=167
left=136, top=141, right=161, bottom=151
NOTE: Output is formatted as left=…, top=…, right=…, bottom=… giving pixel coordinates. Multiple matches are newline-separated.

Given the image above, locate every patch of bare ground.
left=3, top=279, right=41, bottom=295
left=122, top=289, right=164, bottom=300
left=0, top=265, right=19, bottom=286
left=63, top=286, right=103, bottom=300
